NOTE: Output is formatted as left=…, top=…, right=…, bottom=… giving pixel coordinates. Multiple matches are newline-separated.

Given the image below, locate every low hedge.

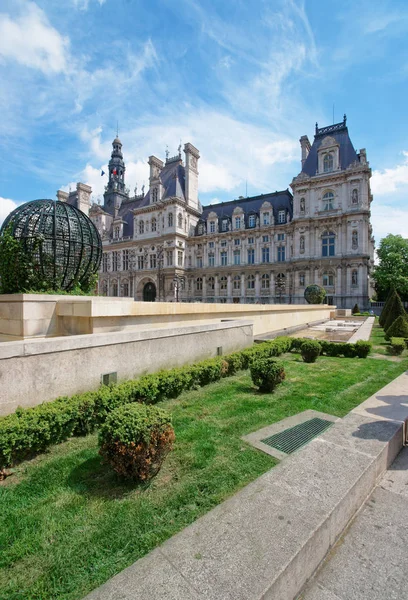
left=291, top=338, right=371, bottom=359
left=0, top=339, right=292, bottom=469
left=0, top=334, right=372, bottom=469
left=387, top=337, right=406, bottom=356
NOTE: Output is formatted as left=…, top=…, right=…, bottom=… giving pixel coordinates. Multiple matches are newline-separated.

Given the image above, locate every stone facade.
left=64, top=117, right=374, bottom=308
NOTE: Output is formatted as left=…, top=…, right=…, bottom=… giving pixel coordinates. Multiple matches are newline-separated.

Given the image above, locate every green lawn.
left=369, top=321, right=406, bottom=356
left=1, top=353, right=407, bottom=600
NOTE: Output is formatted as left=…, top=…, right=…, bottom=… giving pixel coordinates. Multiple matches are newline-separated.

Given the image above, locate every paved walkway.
left=348, top=316, right=375, bottom=342
left=300, top=446, right=408, bottom=600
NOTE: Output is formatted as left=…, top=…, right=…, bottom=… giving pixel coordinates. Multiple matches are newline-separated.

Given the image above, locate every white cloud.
left=0, top=2, right=69, bottom=74
left=371, top=203, right=408, bottom=243
left=0, top=198, right=18, bottom=226
left=371, top=151, right=408, bottom=195
left=72, top=0, right=106, bottom=9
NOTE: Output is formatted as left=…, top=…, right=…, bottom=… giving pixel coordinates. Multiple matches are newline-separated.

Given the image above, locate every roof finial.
left=178, top=140, right=182, bottom=157
left=165, top=145, right=169, bottom=160
left=315, top=121, right=318, bottom=134
left=134, top=183, right=138, bottom=196
left=343, top=113, right=347, bottom=125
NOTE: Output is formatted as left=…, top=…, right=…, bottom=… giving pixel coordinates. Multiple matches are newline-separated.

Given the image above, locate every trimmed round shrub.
left=354, top=340, right=372, bottom=358
left=300, top=340, right=321, bottom=363
left=250, top=358, right=285, bottom=392
left=304, top=284, right=327, bottom=304
left=352, top=303, right=360, bottom=315
left=387, top=338, right=406, bottom=356
left=99, top=403, right=175, bottom=481
left=385, top=315, right=408, bottom=340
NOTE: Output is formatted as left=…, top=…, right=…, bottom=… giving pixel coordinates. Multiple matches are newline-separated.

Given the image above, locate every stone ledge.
left=84, top=373, right=408, bottom=600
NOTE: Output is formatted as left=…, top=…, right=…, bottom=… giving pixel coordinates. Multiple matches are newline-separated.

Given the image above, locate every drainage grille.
left=261, top=418, right=332, bottom=455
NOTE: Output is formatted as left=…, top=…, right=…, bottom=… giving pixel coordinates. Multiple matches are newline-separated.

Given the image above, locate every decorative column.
left=227, top=273, right=232, bottom=301
left=240, top=273, right=245, bottom=300
left=270, top=270, right=275, bottom=301
left=255, top=271, right=261, bottom=299
left=214, top=274, right=219, bottom=299
left=202, top=274, right=207, bottom=299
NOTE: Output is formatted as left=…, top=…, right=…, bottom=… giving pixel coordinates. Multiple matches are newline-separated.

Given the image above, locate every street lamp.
left=173, top=275, right=185, bottom=302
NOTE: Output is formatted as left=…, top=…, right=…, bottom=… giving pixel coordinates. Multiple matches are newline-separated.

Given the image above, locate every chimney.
left=184, top=142, right=200, bottom=210
left=300, top=135, right=311, bottom=168
left=56, top=190, right=69, bottom=203
left=76, top=183, right=92, bottom=216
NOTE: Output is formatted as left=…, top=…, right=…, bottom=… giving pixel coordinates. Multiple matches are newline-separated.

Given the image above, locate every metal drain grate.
left=261, top=418, right=332, bottom=455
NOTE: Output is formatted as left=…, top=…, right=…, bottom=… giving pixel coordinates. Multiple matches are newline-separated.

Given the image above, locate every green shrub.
left=304, top=284, right=326, bottom=304
left=385, top=315, right=408, bottom=340
left=352, top=303, right=360, bottom=315
left=354, top=340, right=372, bottom=358
left=379, top=288, right=396, bottom=327
left=405, top=338, right=408, bottom=349
left=0, top=392, right=97, bottom=469
left=383, top=292, right=406, bottom=333
left=387, top=338, right=406, bottom=356
left=99, top=404, right=175, bottom=481
left=300, top=340, right=321, bottom=363
left=250, top=358, right=285, bottom=392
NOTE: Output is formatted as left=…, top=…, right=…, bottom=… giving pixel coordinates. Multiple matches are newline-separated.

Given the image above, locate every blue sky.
left=1, top=0, right=408, bottom=243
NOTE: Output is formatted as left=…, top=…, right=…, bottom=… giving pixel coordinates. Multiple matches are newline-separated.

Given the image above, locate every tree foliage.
left=373, top=234, right=408, bottom=299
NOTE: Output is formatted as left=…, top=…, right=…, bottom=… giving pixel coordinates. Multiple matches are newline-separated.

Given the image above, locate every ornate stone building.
left=70, top=117, right=374, bottom=308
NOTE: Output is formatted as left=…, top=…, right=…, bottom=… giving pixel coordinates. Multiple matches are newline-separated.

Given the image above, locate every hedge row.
left=290, top=338, right=372, bottom=358
left=0, top=335, right=370, bottom=469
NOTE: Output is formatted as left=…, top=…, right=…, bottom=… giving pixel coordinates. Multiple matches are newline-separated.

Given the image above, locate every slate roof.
left=115, top=158, right=186, bottom=237
left=197, top=190, right=293, bottom=234
left=302, top=120, right=359, bottom=177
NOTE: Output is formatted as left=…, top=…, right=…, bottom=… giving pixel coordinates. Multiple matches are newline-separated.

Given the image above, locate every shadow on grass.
left=67, top=455, right=149, bottom=499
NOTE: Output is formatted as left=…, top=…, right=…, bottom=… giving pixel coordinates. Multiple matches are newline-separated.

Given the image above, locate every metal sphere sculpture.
left=0, top=200, right=102, bottom=292
left=304, top=284, right=327, bottom=304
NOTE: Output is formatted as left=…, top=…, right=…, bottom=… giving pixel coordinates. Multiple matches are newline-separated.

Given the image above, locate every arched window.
left=300, top=236, right=305, bottom=253
left=249, top=214, right=256, bottom=228
left=152, top=187, right=158, bottom=202
left=111, top=280, right=118, bottom=297
left=151, top=218, right=157, bottom=232
left=322, top=231, right=335, bottom=257
left=233, top=275, right=241, bottom=290
left=323, top=271, right=334, bottom=287
left=351, top=270, right=358, bottom=286
left=323, top=153, right=333, bottom=172
left=208, top=276, right=215, bottom=291
left=323, top=192, right=334, bottom=211
left=178, top=213, right=183, bottom=228
left=168, top=213, right=173, bottom=227
left=220, top=276, right=227, bottom=290
left=300, top=198, right=305, bottom=213
left=196, top=277, right=203, bottom=291
left=352, top=230, right=358, bottom=249
left=247, top=274, right=255, bottom=289
left=275, top=273, right=286, bottom=296
left=352, top=189, right=358, bottom=204
left=139, top=220, right=144, bottom=234
left=261, top=274, right=270, bottom=289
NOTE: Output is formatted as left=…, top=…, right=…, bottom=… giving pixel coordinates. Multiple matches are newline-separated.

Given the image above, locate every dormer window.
left=249, top=214, right=256, bottom=228
left=278, top=210, right=286, bottom=224
left=323, top=153, right=334, bottom=173
left=197, top=222, right=205, bottom=235
left=323, top=192, right=334, bottom=211
left=263, top=212, right=270, bottom=225
left=210, top=220, right=215, bottom=233
left=222, top=219, right=229, bottom=232
left=235, top=216, right=241, bottom=229
left=152, top=188, right=158, bottom=202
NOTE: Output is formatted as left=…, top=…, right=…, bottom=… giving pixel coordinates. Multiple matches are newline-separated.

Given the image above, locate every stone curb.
left=83, top=372, right=408, bottom=600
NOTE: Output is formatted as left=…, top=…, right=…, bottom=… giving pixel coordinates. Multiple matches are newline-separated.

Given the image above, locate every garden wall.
left=0, top=320, right=253, bottom=415
left=0, top=294, right=334, bottom=339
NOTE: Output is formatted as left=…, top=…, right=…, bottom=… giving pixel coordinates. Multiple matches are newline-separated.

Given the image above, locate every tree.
left=373, top=234, right=408, bottom=299
left=383, top=291, right=406, bottom=332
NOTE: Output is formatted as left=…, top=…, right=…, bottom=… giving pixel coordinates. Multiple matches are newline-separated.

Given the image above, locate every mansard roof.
left=139, top=159, right=186, bottom=208
left=302, top=118, right=359, bottom=176
left=199, top=189, right=293, bottom=225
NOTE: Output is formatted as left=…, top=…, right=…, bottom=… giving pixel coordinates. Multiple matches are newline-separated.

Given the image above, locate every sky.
left=1, top=0, right=408, bottom=245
